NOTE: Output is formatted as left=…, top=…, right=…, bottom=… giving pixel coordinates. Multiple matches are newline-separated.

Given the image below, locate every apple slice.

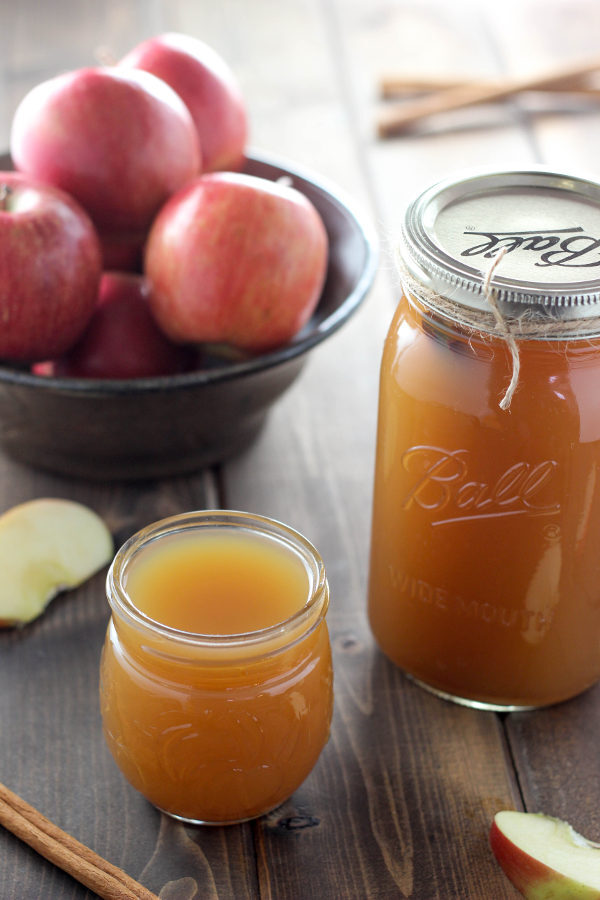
left=0, top=498, right=113, bottom=627
left=490, top=810, right=600, bottom=899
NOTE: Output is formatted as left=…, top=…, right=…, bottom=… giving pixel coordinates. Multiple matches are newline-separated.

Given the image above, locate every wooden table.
left=1, top=1, right=600, bottom=897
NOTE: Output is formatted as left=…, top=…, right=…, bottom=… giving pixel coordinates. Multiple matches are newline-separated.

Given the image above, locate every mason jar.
left=100, top=510, right=333, bottom=824
left=368, top=167, right=600, bottom=710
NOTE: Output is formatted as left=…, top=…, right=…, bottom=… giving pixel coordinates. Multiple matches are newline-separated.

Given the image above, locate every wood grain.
left=0, top=460, right=226, bottom=900
left=1, top=0, right=600, bottom=898
left=219, top=1, right=523, bottom=896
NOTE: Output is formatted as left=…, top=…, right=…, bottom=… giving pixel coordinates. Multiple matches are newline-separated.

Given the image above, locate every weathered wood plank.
left=0, top=455, right=229, bottom=900
left=482, top=0, right=600, bottom=847
left=506, top=685, right=600, bottom=843
left=219, top=1, right=529, bottom=897
left=483, top=0, right=600, bottom=172
left=3, top=0, right=599, bottom=897
left=249, top=644, right=522, bottom=898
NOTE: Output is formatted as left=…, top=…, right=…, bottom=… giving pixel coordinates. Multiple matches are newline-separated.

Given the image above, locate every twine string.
left=396, top=249, right=600, bottom=410
left=480, top=248, right=520, bottom=410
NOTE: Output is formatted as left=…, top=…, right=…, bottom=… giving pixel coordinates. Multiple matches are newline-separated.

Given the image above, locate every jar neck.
left=404, top=282, right=600, bottom=346
left=105, top=510, right=329, bottom=664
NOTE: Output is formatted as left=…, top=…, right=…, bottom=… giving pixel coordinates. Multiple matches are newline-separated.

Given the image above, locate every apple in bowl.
left=0, top=171, right=101, bottom=361
left=144, top=171, right=329, bottom=352
left=34, top=272, right=196, bottom=380
left=10, top=66, right=201, bottom=232
left=119, top=32, right=248, bottom=173
left=490, top=810, right=600, bottom=898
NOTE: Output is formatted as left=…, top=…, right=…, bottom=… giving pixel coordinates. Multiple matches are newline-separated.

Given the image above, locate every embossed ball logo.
left=400, top=445, right=560, bottom=526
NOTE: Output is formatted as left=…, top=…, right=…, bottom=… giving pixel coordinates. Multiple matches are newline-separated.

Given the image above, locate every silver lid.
left=401, top=166, right=600, bottom=320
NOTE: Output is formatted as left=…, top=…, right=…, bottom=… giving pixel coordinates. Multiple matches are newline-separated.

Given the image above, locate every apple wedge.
left=0, top=498, right=113, bottom=627
left=490, top=810, right=600, bottom=899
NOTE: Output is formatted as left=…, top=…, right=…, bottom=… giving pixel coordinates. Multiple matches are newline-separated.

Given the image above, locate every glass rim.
left=106, top=509, right=329, bottom=650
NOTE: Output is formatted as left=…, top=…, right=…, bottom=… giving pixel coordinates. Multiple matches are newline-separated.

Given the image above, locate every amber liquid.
left=126, top=531, right=310, bottom=633
left=100, top=529, right=332, bottom=823
left=368, top=294, right=600, bottom=708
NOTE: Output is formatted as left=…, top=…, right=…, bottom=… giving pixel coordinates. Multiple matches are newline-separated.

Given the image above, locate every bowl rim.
left=0, top=148, right=378, bottom=395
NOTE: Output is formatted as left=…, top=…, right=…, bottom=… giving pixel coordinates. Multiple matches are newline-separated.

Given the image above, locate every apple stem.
left=0, top=183, right=12, bottom=211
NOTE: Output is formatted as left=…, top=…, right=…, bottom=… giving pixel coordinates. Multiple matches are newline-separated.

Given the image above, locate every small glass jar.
left=100, top=510, right=333, bottom=825
left=368, top=167, right=600, bottom=711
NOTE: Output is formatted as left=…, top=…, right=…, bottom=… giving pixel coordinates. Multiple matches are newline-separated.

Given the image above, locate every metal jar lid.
left=401, top=166, right=600, bottom=321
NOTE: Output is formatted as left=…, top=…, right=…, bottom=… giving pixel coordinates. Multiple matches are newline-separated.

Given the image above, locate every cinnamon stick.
left=380, top=73, right=600, bottom=98
left=0, top=781, right=159, bottom=900
left=378, top=56, right=600, bottom=136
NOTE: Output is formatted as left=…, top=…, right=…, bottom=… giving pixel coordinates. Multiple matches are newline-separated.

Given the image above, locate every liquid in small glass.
left=100, top=510, right=333, bottom=825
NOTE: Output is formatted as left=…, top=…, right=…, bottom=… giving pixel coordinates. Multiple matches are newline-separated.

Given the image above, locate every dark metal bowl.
left=0, top=151, right=378, bottom=480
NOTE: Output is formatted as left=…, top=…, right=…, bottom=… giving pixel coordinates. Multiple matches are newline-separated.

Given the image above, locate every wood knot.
left=268, top=814, right=320, bottom=833
left=334, top=632, right=363, bottom=654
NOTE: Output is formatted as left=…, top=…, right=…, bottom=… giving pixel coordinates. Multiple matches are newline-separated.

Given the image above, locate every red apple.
left=10, top=66, right=201, bottom=232
left=0, top=172, right=101, bottom=361
left=33, top=272, right=195, bottom=379
left=490, top=810, right=600, bottom=898
left=144, top=172, right=329, bottom=352
left=119, top=32, right=248, bottom=172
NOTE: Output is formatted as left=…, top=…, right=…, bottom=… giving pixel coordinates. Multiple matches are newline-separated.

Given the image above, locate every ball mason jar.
left=368, top=167, right=600, bottom=710
left=100, top=510, right=333, bottom=825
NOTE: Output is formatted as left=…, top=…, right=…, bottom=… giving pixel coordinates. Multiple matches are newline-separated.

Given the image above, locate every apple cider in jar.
left=368, top=168, right=600, bottom=710
left=100, top=510, right=332, bottom=825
